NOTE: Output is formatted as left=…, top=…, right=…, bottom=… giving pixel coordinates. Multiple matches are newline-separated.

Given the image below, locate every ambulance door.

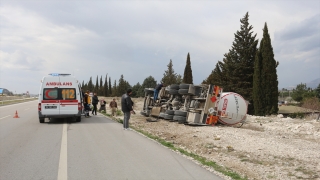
left=59, top=77, right=78, bottom=115
left=42, top=88, right=60, bottom=115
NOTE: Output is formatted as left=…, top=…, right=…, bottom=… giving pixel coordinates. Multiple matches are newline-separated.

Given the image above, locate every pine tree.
left=81, top=81, right=85, bottom=88
left=109, top=77, right=112, bottom=96
left=141, top=76, right=157, bottom=89
left=182, top=53, right=193, bottom=84
left=118, top=74, right=127, bottom=96
left=132, top=82, right=142, bottom=97
left=176, top=74, right=182, bottom=84
left=260, top=23, right=279, bottom=114
left=213, top=12, right=258, bottom=114
left=161, top=59, right=178, bottom=85
left=203, top=63, right=222, bottom=85
left=88, top=77, right=93, bottom=91
left=104, top=74, right=108, bottom=97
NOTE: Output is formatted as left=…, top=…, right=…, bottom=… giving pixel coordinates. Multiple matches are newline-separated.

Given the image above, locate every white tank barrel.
left=217, top=92, right=247, bottom=125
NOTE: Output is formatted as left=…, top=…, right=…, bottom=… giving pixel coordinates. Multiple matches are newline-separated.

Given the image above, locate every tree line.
left=81, top=12, right=320, bottom=115
left=81, top=52, right=194, bottom=98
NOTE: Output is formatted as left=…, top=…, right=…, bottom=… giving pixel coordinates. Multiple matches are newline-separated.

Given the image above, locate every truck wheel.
left=144, top=88, right=154, bottom=94
left=178, top=89, right=189, bottom=95
left=170, top=84, right=179, bottom=90
left=173, top=115, right=187, bottom=123
left=165, top=110, right=175, bottom=115
left=39, top=118, right=44, bottom=123
left=169, top=89, right=178, bottom=95
left=164, top=114, right=173, bottom=120
left=174, top=110, right=188, bottom=117
left=140, top=111, right=148, bottom=116
left=159, top=112, right=165, bottom=118
left=179, top=84, right=190, bottom=89
left=76, top=116, right=81, bottom=122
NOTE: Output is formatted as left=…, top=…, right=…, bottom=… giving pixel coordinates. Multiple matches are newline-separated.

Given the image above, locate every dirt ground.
left=100, top=97, right=320, bottom=180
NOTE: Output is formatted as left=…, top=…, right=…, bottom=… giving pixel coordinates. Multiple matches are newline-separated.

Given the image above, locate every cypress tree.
left=99, top=75, right=103, bottom=96
left=182, top=53, right=193, bottom=84
left=94, top=75, right=99, bottom=93
left=109, top=77, right=112, bottom=96
left=112, top=80, right=117, bottom=96
left=253, top=47, right=265, bottom=116
left=104, top=74, right=108, bottom=97
left=260, top=23, right=279, bottom=114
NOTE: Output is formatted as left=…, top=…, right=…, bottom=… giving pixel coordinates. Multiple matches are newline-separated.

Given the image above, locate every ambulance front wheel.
left=39, top=118, right=45, bottom=123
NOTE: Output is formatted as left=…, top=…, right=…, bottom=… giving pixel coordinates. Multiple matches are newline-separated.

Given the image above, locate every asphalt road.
left=0, top=101, right=223, bottom=180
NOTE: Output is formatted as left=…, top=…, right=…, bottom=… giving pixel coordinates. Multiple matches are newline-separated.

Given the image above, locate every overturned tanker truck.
left=140, top=84, right=248, bottom=126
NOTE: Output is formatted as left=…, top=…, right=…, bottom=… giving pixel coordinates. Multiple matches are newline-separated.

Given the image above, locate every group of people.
left=80, top=83, right=163, bottom=130
left=81, top=89, right=119, bottom=117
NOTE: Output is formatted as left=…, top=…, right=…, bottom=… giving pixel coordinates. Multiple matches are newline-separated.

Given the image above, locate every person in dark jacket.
left=92, top=92, right=99, bottom=115
left=121, top=89, right=135, bottom=130
left=154, top=83, right=164, bottom=104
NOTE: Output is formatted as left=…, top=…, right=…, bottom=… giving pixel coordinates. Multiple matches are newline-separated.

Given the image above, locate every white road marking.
left=24, top=108, right=30, bottom=111
left=57, top=123, right=68, bottom=180
left=0, top=115, right=10, bottom=120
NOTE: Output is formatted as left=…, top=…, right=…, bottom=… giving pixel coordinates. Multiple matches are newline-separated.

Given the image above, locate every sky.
left=0, top=0, right=319, bottom=94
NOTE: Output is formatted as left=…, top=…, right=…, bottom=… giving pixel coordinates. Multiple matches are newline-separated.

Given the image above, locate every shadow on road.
left=44, top=116, right=117, bottom=124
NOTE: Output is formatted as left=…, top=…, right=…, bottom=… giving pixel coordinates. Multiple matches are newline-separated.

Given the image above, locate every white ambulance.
left=38, top=73, right=82, bottom=123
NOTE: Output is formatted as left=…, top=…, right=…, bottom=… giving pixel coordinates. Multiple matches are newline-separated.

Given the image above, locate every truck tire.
left=39, top=118, right=44, bottom=123
left=165, top=110, right=175, bottom=115
left=140, top=111, right=148, bottom=116
left=170, top=84, right=179, bottom=90
left=173, top=115, right=186, bottom=121
left=179, top=84, right=190, bottom=89
left=174, top=110, right=187, bottom=117
left=178, top=89, right=189, bottom=95
left=169, top=89, right=178, bottom=95
left=76, top=116, right=81, bottom=122
left=173, top=115, right=187, bottom=124
left=164, top=114, right=173, bottom=120
left=159, top=112, right=165, bottom=118
left=144, top=88, right=154, bottom=94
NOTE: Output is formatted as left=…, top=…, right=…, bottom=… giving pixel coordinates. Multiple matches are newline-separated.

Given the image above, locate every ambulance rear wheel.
left=39, top=118, right=44, bottom=123
left=76, top=116, right=81, bottom=122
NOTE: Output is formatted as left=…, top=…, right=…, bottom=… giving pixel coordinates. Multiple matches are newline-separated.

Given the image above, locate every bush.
left=288, top=112, right=305, bottom=119
left=116, top=109, right=122, bottom=116
left=302, top=97, right=320, bottom=111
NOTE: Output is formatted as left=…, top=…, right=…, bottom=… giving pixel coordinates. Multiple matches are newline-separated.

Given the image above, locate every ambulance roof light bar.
left=48, top=73, right=71, bottom=76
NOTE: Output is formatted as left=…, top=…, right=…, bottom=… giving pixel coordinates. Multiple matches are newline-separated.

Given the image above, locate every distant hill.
left=306, top=78, right=320, bottom=89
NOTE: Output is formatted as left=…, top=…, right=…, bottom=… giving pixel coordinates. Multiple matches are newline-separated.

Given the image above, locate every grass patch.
left=0, top=98, right=36, bottom=106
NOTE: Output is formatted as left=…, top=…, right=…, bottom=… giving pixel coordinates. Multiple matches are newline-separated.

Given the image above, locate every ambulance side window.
left=43, top=89, right=58, bottom=99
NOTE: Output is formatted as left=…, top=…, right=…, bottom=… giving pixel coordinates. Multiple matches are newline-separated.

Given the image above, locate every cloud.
left=0, top=50, right=45, bottom=71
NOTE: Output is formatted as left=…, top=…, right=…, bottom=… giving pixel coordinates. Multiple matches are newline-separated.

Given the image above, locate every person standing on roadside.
left=121, top=89, right=135, bottom=130
left=109, top=98, right=118, bottom=116
left=92, top=92, right=99, bottom=115
left=83, top=91, right=90, bottom=117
